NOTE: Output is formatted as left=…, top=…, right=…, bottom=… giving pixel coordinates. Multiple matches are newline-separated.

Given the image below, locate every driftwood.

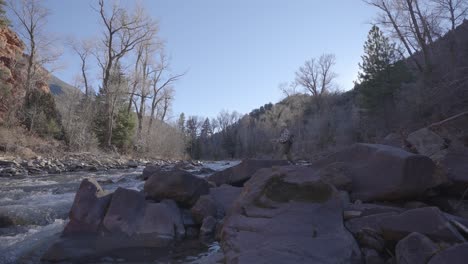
left=429, top=111, right=468, bottom=128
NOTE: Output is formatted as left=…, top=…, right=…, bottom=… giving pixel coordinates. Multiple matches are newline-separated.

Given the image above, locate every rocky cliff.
left=0, top=26, right=50, bottom=124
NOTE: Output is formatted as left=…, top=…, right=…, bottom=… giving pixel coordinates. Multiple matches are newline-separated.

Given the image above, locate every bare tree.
left=363, top=0, right=441, bottom=73
left=430, top=0, right=468, bottom=31
left=69, top=38, right=94, bottom=96
left=295, top=54, right=337, bottom=98
left=278, top=82, right=299, bottom=98
left=158, top=86, right=174, bottom=122
left=146, top=52, right=183, bottom=137
left=93, top=0, right=158, bottom=148
left=130, top=40, right=157, bottom=141
left=7, top=0, right=60, bottom=92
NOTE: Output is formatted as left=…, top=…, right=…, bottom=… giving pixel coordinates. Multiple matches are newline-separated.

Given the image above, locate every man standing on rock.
left=277, top=122, right=294, bottom=164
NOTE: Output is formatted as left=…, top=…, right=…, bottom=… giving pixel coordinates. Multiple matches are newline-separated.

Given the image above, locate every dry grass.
left=0, top=126, right=65, bottom=158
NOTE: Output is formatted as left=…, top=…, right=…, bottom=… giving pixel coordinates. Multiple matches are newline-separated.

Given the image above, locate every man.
left=278, top=122, right=294, bottom=164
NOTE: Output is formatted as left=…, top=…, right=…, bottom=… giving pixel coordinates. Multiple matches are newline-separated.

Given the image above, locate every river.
left=0, top=161, right=237, bottom=263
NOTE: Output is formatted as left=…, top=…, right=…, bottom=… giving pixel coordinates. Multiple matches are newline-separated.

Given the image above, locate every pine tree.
left=200, top=118, right=212, bottom=140
left=356, top=25, right=411, bottom=111
left=112, top=108, right=136, bottom=151
left=358, top=25, right=398, bottom=83
left=177, top=113, right=185, bottom=133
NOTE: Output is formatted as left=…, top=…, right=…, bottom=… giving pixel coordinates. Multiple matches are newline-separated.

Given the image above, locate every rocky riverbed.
left=0, top=160, right=239, bottom=263
left=36, top=121, right=468, bottom=264
left=2, top=119, right=468, bottom=263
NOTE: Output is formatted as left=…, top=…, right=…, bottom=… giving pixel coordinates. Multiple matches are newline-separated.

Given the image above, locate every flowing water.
left=0, top=161, right=237, bottom=263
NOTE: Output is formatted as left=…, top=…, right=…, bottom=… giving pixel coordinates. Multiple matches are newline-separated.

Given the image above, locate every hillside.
left=199, top=20, right=468, bottom=160
left=49, top=75, right=79, bottom=96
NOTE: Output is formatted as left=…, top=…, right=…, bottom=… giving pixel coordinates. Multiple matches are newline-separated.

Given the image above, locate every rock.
left=64, top=179, right=112, bottom=235
left=428, top=243, right=468, bottom=264
left=144, top=169, right=210, bottom=207
left=136, top=200, right=185, bottom=242
left=185, top=227, right=199, bottom=238
left=339, top=191, right=351, bottom=207
left=379, top=207, right=465, bottom=243
left=126, top=160, right=138, bottom=168
left=209, top=184, right=242, bottom=216
left=362, top=248, right=385, bottom=264
left=344, top=213, right=388, bottom=252
left=395, top=232, right=439, bottom=264
left=343, top=210, right=362, bottom=220
left=199, top=216, right=217, bottom=237
left=191, top=195, right=217, bottom=224
left=407, top=128, right=446, bottom=157
left=382, top=133, right=404, bottom=148
left=403, top=201, right=429, bottom=209
left=316, top=162, right=353, bottom=191
left=206, top=159, right=289, bottom=186
left=345, top=203, right=405, bottom=217
left=440, top=148, right=468, bottom=194
left=220, top=166, right=361, bottom=263
left=181, top=209, right=196, bottom=227
left=199, top=167, right=216, bottom=174
left=160, top=199, right=186, bottom=239
left=0, top=215, right=14, bottom=228
left=356, top=228, right=386, bottom=253
left=139, top=164, right=161, bottom=180
left=137, top=202, right=176, bottom=239
left=102, top=188, right=146, bottom=236
left=312, top=143, right=439, bottom=202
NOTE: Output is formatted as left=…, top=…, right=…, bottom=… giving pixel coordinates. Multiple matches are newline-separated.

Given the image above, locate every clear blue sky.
left=38, top=0, right=376, bottom=120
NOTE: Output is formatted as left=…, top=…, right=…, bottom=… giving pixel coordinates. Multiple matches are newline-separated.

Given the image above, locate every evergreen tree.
left=185, top=116, right=200, bottom=159
left=177, top=113, right=185, bottom=133
left=112, top=108, right=136, bottom=151
left=356, top=25, right=412, bottom=111
left=94, top=62, right=130, bottom=150
left=200, top=118, right=212, bottom=139
left=358, top=25, right=398, bottom=83
left=21, top=89, right=63, bottom=139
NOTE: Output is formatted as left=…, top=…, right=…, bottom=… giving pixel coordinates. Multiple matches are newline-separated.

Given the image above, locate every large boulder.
left=379, top=207, right=465, bottom=243
left=209, top=184, right=242, bottom=215
left=441, top=148, right=468, bottom=193
left=136, top=201, right=185, bottom=242
left=44, top=188, right=185, bottom=262
left=191, top=185, right=242, bottom=225
left=191, top=195, right=217, bottom=224
left=395, top=232, right=439, bottom=264
left=406, top=128, right=446, bottom=158
left=428, top=243, right=468, bottom=264
left=140, top=164, right=161, bottom=180
left=64, top=179, right=112, bottom=235
left=346, top=207, right=465, bottom=245
left=144, top=169, right=210, bottom=207
left=206, top=159, right=289, bottom=186
left=312, top=143, right=439, bottom=202
left=220, top=166, right=361, bottom=263
left=102, top=188, right=146, bottom=236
